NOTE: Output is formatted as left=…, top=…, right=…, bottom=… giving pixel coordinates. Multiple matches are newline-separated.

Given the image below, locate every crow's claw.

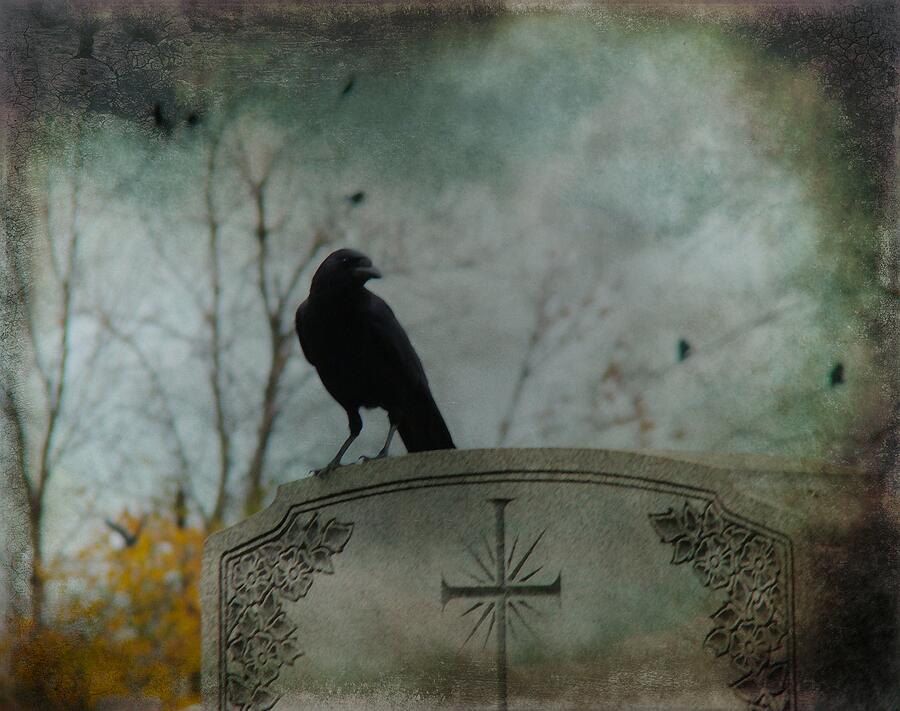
left=310, top=462, right=340, bottom=478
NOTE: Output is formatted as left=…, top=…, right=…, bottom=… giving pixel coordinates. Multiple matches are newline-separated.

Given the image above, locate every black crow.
left=74, top=23, right=96, bottom=59
left=296, top=248, right=455, bottom=476
left=830, top=362, right=844, bottom=387
left=152, top=102, right=173, bottom=135
left=104, top=515, right=146, bottom=548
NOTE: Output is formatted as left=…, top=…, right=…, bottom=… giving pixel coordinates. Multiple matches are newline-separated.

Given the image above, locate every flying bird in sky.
left=295, top=248, right=455, bottom=476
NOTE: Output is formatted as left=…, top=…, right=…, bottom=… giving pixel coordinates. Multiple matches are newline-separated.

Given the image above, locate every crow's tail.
left=398, top=392, right=455, bottom=453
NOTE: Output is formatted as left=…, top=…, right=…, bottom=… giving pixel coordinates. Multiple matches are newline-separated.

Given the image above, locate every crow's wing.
left=294, top=299, right=318, bottom=366
left=363, top=293, right=455, bottom=451
left=362, top=292, right=430, bottom=395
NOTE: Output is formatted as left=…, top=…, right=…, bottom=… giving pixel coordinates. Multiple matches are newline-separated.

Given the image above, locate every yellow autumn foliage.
left=0, top=511, right=204, bottom=711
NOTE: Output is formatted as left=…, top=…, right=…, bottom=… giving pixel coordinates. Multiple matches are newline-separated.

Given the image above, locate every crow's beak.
left=353, top=264, right=382, bottom=280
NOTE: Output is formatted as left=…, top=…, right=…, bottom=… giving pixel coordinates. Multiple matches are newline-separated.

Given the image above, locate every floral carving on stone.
left=649, top=501, right=791, bottom=711
left=223, top=512, right=353, bottom=711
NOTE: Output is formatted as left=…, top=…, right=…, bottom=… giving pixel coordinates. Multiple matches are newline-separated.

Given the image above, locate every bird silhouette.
left=74, top=24, right=96, bottom=59
left=830, top=362, right=844, bottom=387
left=151, top=102, right=173, bottom=134
left=295, top=249, right=455, bottom=476
left=105, top=515, right=146, bottom=548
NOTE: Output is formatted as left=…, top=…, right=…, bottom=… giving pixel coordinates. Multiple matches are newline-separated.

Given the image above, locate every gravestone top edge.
left=202, top=447, right=861, bottom=555
left=276, top=447, right=860, bottom=497
left=272, top=447, right=860, bottom=503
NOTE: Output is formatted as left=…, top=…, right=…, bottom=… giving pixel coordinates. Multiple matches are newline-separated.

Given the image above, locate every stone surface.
left=201, top=448, right=894, bottom=710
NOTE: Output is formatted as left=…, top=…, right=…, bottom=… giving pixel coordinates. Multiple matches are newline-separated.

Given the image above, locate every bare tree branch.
left=140, top=213, right=208, bottom=314
left=497, top=265, right=559, bottom=446
left=34, top=166, right=81, bottom=501
left=96, top=309, right=193, bottom=509
left=274, top=230, right=329, bottom=319
left=47, top=323, right=112, bottom=468
left=203, top=142, right=232, bottom=528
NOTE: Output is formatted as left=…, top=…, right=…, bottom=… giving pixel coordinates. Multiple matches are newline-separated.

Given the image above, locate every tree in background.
left=93, top=99, right=372, bottom=531
left=0, top=506, right=203, bottom=711
left=0, top=142, right=114, bottom=627
left=0, top=101, right=370, bottom=705
left=0, top=0, right=188, bottom=632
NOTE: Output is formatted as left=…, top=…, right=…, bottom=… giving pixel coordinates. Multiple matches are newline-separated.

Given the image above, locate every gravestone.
left=201, top=448, right=894, bottom=710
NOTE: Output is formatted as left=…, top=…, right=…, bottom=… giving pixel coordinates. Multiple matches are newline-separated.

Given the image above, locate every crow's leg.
left=358, top=423, right=398, bottom=463
left=312, top=410, right=362, bottom=477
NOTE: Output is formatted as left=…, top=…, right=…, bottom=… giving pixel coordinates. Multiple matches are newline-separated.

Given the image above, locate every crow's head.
left=310, top=248, right=382, bottom=296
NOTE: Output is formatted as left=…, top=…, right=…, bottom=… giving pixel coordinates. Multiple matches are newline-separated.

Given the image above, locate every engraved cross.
left=441, top=498, right=562, bottom=711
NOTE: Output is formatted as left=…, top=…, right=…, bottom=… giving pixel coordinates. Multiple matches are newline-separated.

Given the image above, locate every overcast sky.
left=2, top=10, right=889, bottom=584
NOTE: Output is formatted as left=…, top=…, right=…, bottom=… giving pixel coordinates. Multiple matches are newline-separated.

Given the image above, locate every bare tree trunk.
left=4, top=158, right=82, bottom=627
left=26, top=497, right=43, bottom=626
left=243, top=178, right=285, bottom=517
left=204, top=137, right=232, bottom=530
left=243, top=334, right=289, bottom=516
